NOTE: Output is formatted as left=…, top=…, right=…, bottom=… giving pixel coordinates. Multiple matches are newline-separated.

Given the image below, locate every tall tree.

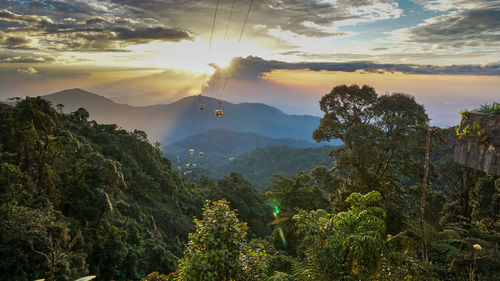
left=176, top=200, right=267, bottom=281
left=313, top=84, right=428, bottom=235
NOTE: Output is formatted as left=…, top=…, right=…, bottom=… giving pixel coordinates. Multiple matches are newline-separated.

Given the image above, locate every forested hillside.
left=1, top=85, right=499, bottom=281
left=208, top=145, right=337, bottom=189
left=0, top=97, right=271, bottom=280
left=163, top=128, right=327, bottom=160
left=166, top=85, right=499, bottom=281
left=165, top=129, right=338, bottom=189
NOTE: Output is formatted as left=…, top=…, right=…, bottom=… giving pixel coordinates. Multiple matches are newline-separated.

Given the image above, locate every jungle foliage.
left=0, top=98, right=271, bottom=281
left=1, top=84, right=499, bottom=281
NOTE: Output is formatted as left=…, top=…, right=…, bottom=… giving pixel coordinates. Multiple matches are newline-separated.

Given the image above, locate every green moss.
left=476, top=102, right=500, bottom=115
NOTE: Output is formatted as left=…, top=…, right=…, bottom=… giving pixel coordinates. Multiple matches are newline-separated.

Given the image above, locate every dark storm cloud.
left=0, top=34, right=33, bottom=49
left=224, top=56, right=500, bottom=80
left=115, top=27, right=191, bottom=42
left=406, top=2, right=500, bottom=47
left=0, top=5, right=192, bottom=52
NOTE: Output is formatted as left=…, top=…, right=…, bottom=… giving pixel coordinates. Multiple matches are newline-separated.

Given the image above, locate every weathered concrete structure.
left=453, top=112, right=500, bottom=175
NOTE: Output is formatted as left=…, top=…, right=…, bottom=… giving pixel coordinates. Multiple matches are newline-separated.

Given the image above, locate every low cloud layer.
left=221, top=56, right=500, bottom=81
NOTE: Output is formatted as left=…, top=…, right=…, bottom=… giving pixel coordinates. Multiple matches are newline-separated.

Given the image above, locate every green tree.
left=266, top=172, right=329, bottom=254
left=200, top=173, right=273, bottom=238
left=313, top=84, right=377, bottom=142
left=292, top=191, right=386, bottom=281
left=176, top=200, right=267, bottom=281
left=313, top=84, right=428, bottom=235
left=0, top=97, right=204, bottom=280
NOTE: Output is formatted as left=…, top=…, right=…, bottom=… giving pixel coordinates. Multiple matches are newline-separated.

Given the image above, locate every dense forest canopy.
left=1, top=84, right=498, bottom=281
left=178, top=145, right=337, bottom=190
left=0, top=97, right=271, bottom=280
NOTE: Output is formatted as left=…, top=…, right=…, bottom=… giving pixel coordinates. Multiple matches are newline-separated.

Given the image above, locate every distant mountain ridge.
left=164, top=128, right=323, bottom=160
left=163, top=128, right=339, bottom=190
left=43, top=88, right=326, bottom=144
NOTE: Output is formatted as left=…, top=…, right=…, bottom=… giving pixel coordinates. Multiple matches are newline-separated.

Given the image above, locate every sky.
left=0, top=0, right=499, bottom=127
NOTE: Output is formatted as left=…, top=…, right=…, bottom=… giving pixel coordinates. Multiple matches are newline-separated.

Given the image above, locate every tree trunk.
left=420, top=126, right=431, bottom=263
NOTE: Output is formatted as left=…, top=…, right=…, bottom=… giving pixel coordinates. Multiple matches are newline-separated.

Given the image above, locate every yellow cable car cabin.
left=215, top=101, right=223, bottom=118
left=189, top=149, right=195, bottom=155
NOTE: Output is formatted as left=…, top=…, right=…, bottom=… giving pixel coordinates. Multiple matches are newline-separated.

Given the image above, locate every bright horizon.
left=1, top=0, right=499, bottom=127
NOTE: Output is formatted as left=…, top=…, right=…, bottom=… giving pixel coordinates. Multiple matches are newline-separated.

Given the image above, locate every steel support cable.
left=199, top=0, right=220, bottom=98
left=197, top=0, right=220, bottom=152
left=224, top=0, right=236, bottom=40
left=211, top=0, right=236, bottom=108
left=218, top=0, right=254, bottom=101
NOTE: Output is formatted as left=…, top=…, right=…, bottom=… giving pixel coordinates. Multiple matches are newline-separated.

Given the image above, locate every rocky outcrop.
left=453, top=112, right=500, bottom=175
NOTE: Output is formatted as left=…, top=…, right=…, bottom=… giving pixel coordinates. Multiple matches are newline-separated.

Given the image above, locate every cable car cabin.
left=215, top=109, right=223, bottom=118
left=199, top=103, right=205, bottom=110
left=199, top=152, right=205, bottom=158
left=189, top=149, right=195, bottom=155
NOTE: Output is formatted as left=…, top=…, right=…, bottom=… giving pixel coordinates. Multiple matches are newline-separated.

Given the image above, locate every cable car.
left=198, top=95, right=205, bottom=110
left=199, top=152, right=205, bottom=158
left=215, top=101, right=223, bottom=118
left=189, top=149, right=195, bottom=155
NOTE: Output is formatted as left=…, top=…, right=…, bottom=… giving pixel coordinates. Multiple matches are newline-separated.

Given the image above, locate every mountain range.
left=43, top=88, right=325, bottom=144
left=161, top=128, right=338, bottom=189
left=164, top=128, right=323, bottom=159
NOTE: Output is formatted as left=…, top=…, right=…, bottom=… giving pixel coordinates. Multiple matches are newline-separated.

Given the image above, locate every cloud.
left=0, top=55, right=55, bottom=63
left=114, top=27, right=192, bottom=42
left=16, top=66, right=41, bottom=78
left=17, top=66, right=37, bottom=74
left=1, top=0, right=497, bottom=67
left=0, top=8, right=193, bottom=52
left=276, top=49, right=499, bottom=63
left=220, top=56, right=500, bottom=80
left=0, top=33, right=33, bottom=49
left=402, top=1, right=500, bottom=48
left=0, top=8, right=55, bottom=26
left=109, top=0, right=402, bottom=42
left=411, top=0, right=491, bottom=11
